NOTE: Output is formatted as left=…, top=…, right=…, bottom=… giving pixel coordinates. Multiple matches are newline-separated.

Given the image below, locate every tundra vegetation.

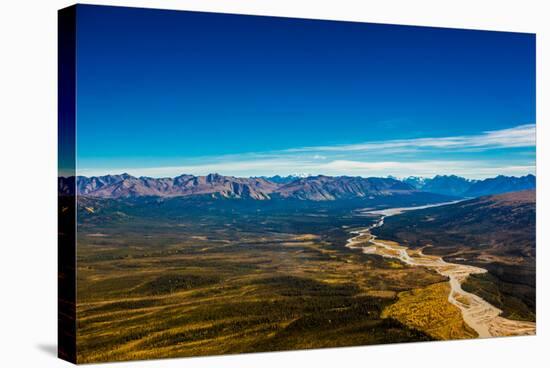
left=74, top=190, right=535, bottom=363
left=76, top=197, right=444, bottom=363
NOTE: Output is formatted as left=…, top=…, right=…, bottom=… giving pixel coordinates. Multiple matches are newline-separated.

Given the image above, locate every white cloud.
left=79, top=158, right=313, bottom=178
left=79, top=124, right=535, bottom=179
left=315, top=160, right=535, bottom=178
left=79, top=158, right=535, bottom=180
left=286, top=124, right=535, bottom=153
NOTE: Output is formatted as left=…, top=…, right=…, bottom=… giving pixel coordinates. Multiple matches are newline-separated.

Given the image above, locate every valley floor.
left=74, top=199, right=535, bottom=363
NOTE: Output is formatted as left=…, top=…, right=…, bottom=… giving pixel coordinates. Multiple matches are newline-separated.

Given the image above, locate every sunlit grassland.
left=382, top=282, right=477, bottom=340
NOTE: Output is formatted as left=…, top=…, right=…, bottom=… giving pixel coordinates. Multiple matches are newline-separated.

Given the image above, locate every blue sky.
left=75, top=5, right=535, bottom=179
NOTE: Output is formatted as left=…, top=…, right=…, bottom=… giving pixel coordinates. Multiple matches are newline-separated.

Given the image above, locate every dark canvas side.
left=58, top=4, right=77, bottom=364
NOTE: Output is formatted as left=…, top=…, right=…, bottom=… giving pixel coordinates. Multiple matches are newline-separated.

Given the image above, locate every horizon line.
left=60, top=172, right=536, bottom=181
left=74, top=124, right=535, bottom=181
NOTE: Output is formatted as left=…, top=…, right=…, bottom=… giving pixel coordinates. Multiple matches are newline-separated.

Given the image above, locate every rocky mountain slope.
left=71, top=173, right=278, bottom=200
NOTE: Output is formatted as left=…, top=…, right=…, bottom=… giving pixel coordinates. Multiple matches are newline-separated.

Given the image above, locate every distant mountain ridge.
left=59, top=173, right=535, bottom=200
left=463, top=175, right=536, bottom=197
left=403, top=174, right=535, bottom=197
left=256, top=174, right=310, bottom=184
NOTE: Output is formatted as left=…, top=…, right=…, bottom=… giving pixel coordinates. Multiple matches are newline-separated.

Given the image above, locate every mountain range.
left=59, top=173, right=535, bottom=201
left=61, top=173, right=421, bottom=201
left=403, top=174, right=535, bottom=197
left=254, top=174, right=311, bottom=184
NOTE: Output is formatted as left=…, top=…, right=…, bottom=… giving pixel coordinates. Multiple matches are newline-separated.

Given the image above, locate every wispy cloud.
left=79, top=124, right=536, bottom=179
left=79, top=158, right=535, bottom=180
left=315, top=160, right=535, bottom=178
left=285, top=124, right=535, bottom=153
